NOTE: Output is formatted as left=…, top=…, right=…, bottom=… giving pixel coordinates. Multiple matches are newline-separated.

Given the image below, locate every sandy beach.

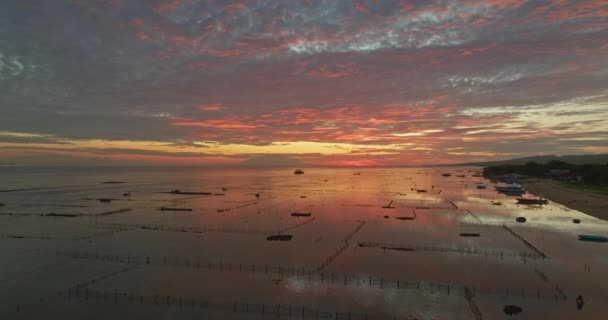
left=521, top=178, right=608, bottom=221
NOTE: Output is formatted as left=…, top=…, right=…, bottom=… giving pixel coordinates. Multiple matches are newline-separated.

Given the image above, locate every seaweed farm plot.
left=1, top=167, right=608, bottom=319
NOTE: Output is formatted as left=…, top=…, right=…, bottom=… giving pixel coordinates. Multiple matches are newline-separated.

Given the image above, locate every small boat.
left=460, top=233, right=480, bottom=237
left=168, top=189, right=212, bottom=195
left=476, top=185, right=487, bottom=189
left=267, top=234, right=293, bottom=241
left=516, top=217, right=527, bottom=223
left=158, top=207, right=193, bottom=211
left=495, top=183, right=526, bottom=196
left=353, top=172, right=361, bottom=175
left=395, top=216, right=415, bottom=220
left=573, top=219, right=581, bottom=224
left=416, top=189, right=427, bottom=193
left=294, top=169, right=304, bottom=175
left=517, top=198, right=548, bottom=205
left=503, top=305, right=523, bottom=316
left=291, top=212, right=311, bottom=217
left=441, top=173, right=452, bottom=177
left=578, top=235, right=608, bottom=243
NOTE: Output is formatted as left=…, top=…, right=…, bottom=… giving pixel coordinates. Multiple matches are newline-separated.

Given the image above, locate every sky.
left=1, top=0, right=607, bottom=166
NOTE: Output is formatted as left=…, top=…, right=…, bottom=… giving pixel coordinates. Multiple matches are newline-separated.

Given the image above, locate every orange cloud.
left=172, top=119, right=261, bottom=130
left=199, top=104, right=222, bottom=111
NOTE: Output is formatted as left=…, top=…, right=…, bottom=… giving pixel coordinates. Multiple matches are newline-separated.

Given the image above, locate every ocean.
left=1, top=166, right=607, bottom=319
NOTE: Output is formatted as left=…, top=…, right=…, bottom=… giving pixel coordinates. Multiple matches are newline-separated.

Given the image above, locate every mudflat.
left=521, top=178, right=608, bottom=221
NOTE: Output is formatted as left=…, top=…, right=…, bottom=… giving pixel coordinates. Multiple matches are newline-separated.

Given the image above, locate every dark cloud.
left=0, top=0, right=607, bottom=165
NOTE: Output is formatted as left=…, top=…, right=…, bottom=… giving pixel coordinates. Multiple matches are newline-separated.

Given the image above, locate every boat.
left=167, top=189, right=212, bottom=195
left=395, top=216, right=415, bottom=220
left=267, top=234, right=293, bottom=241
left=516, top=217, right=527, bottom=223
left=294, top=169, right=304, bottom=175
left=476, top=185, right=486, bottom=189
left=353, top=172, right=361, bottom=175
left=503, top=305, right=523, bottom=316
left=441, top=173, right=452, bottom=177
left=495, top=183, right=526, bottom=196
left=516, top=198, right=548, bottom=205
left=578, top=235, right=608, bottom=243
left=492, top=174, right=523, bottom=183
left=158, top=207, right=193, bottom=211
left=460, top=233, right=480, bottom=237
left=291, top=212, right=311, bottom=217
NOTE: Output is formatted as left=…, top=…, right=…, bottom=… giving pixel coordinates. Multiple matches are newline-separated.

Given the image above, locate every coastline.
left=521, top=178, right=608, bottom=221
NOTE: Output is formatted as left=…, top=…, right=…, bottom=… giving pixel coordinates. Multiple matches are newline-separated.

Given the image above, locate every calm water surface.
left=1, top=166, right=606, bottom=319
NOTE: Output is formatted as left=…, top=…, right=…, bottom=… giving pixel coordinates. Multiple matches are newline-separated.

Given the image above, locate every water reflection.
left=0, top=167, right=606, bottom=319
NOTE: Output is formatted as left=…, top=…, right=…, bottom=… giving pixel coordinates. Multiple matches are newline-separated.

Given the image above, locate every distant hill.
left=462, top=154, right=608, bottom=166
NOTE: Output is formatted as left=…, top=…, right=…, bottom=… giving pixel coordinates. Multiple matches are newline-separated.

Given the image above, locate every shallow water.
left=1, top=166, right=606, bottom=319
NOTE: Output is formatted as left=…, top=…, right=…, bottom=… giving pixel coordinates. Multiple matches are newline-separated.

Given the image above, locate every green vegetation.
left=483, top=160, right=608, bottom=187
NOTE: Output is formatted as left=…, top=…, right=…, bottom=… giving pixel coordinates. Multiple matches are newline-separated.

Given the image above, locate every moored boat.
left=495, top=183, right=526, bottom=196
left=578, top=235, right=608, bottom=243
left=517, top=198, right=548, bottom=205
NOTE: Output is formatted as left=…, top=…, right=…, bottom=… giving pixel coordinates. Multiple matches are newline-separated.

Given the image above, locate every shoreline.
left=520, top=178, right=608, bottom=221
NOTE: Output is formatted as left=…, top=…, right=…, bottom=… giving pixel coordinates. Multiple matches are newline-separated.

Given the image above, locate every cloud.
left=0, top=0, right=606, bottom=165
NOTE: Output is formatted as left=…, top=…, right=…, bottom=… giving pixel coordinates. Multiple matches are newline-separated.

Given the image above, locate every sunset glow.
left=1, top=0, right=607, bottom=166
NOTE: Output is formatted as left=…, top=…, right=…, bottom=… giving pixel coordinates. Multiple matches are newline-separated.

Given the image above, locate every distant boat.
left=294, top=169, right=304, bottom=175
left=291, top=212, right=311, bottom=217
left=158, top=206, right=193, bottom=211
left=578, top=235, right=608, bottom=243
left=476, top=185, right=487, bottom=189
left=441, top=173, right=452, bottom=177
left=495, top=183, right=526, bottom=196
left=353, top=172, right=361, bottom=175
left=517, top=198, right=548, bottom=205
left=167, top=189, right=212, bottom=195
left=267, top=234, right=293, bottom=241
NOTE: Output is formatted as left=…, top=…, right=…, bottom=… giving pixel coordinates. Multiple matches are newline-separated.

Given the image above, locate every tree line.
left=483, top=160, right=608, bottom=186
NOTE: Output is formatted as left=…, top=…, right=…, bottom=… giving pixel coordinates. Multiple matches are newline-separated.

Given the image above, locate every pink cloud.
left=199, top=104, right=222, bottom=111
left=355, top=2, right=369, bottom=14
